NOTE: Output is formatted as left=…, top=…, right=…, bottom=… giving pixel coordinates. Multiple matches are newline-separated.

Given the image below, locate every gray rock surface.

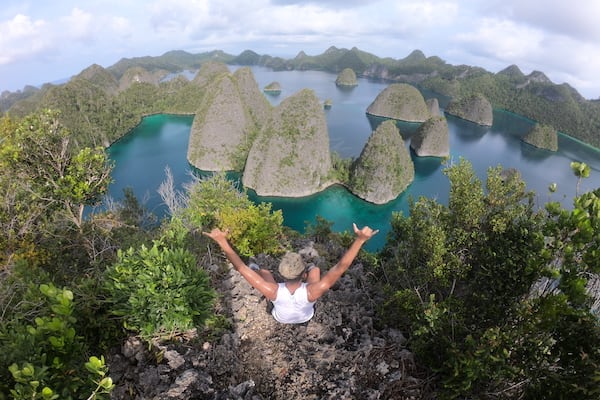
left=118, top=66, right=165, bottom=92
left=242, top=89, right=334, bottom=197
left=187, top=65, right=270, bottom=171
left=410, top=116, right=450, bottom=157
left=349, top=119, right=414, bottom=204
left=366, top=83, right=430, bottom=122
left=107, top=240, right=423, bottom=399
left=192, top=60, right=230, bottom=87
left=445, top=93, right=493, bottom=126
left=426, top=97, right=441, bottom=116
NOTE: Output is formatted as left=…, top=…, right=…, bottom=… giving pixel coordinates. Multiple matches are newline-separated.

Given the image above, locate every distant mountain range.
left=2, top=46, right=599, bottom=148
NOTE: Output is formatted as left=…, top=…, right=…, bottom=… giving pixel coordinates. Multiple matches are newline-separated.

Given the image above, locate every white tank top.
left=271, top=282, right=315, bottom=324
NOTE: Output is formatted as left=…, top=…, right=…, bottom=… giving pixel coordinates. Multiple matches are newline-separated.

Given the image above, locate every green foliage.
left=304, top=215, right=335, bottom=244
left=377, top=158, right=600, bottom=398
left=219, top=202, right=285, bottom=257
left=329, top=152, right=352, bottom=183
left=179, top=173, right=287, bottom=256
left=0, top=110, right=113, bottom=256
left=523, top=123, right=558, bottom=151
left=0, top=283, right=113, bottom=400
left=105, top=236, right=216, bottom=339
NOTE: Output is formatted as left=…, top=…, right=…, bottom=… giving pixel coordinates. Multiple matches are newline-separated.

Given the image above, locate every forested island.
left=2, top=46, right=599, bottom=149
left=0, top=47, right=599, bottom=399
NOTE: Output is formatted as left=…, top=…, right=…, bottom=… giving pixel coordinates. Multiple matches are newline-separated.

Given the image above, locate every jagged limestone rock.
left=242, top=89, right=333, bottom=197
left=187, top=66, right=270, bottom=171
left=410, top=116, right=450, bottom=157
left=118, top=66, right=164, bottom=92
left=366, top=83, right=430, bottom=122
left=192, top=60, right=230, bottom=88
left=522, top=123, right=558, bottom=151
left=426, top=97, right=441, bottom=116
left=445, top=93, right=493, bottom=126
left=234, top=67, right=272, bottom=124
left=335, top=68, right=358, bottom=87
left=349, top=119, right=414, bottom=204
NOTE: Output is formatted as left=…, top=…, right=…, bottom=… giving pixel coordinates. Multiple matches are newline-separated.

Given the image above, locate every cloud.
left=0, top=14, right=53, bottom=64
left=270, top=0, right=377, bottom=7
left=1, top=0, right=600, bottom=98
left=61, top=7, right=95, bottom=43
left=454, top=18, right=544, bottom=63
left=483, top=1, right=600, bottom=43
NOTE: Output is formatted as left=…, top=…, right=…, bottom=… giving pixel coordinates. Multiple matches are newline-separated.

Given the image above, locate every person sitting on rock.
left=203, top=223, right=379, bottom=324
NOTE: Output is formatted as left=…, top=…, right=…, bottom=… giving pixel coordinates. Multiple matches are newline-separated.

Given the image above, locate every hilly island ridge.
left=0, top=46, right=598, bottom=202
left=2, top=46, right=599, bottom=149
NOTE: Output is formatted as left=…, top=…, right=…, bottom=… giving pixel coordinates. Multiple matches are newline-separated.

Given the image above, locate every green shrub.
left=0, top=282, right=113, bottom=400
left=218, top=202, right=285, bottom=257
left=105, top=238, right=215, bottom=340
left=178, top=173, right=287, bottom=256
left=377, top=159, right=600, bottom=398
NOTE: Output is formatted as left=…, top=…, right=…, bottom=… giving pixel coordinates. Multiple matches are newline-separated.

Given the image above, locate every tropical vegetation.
left=0, top=46, right=599, bottom=398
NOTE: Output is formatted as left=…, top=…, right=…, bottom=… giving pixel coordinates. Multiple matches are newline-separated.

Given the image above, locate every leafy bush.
left=105, top=238, right=215, bottom=339
left=0, top=282, right=113, bottom=400
left=176, top=173, right=287, bottom=256
left=377, top=158, right=600, bottom=398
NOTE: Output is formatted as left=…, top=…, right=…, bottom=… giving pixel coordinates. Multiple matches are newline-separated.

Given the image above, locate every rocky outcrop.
left=242, top=89, right=334, bottom=197
left=234, top=67, right=271, bottom=124
left=108, top=240, right=422, bottom=399
left=187, top=65, right=271, bottom=171
left=366, top=83, right=430, bottom=122
left=263, top=81, right=281, bottom=95
left=445, top=93, right=493, bottom=126
left=335, top=68, right=358, bottom=87
left=522, top=123, right=558, bottom=151
left=118, top=66, right=164, bottom=91
left=349, top=119, right=414, bottom=204
left=426, top=97, right=441, bottom=116
left=410, top=116, right=450, bottom=157
left=192, top=60, right=231, bottom=88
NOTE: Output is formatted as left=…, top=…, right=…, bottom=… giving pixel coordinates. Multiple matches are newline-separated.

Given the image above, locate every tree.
left=378, top=158, right=600, bottom=399
left=0, top=110, right=113, bottom=264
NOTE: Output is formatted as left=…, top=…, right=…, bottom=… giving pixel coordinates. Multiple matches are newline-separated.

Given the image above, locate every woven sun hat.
left=278, top=252, right=306, bottom=280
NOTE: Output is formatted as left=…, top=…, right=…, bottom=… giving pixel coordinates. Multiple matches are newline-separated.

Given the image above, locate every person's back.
left=271, top=282, right=314, bottom=324
left=204, top=223, right=378, bottom=324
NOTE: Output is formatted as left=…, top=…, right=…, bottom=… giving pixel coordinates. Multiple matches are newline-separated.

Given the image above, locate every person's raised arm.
left=307, top=223, right=378, bottom=302
left=203, top=228, right=278, bottom=300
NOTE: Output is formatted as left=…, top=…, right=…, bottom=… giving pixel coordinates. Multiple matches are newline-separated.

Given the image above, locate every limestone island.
left=444, top=93, right=493, bottom=126
left=522, top=123, right=558, bottom=151
left=410, top=115, right=450, bottom=157
left=324, top=99, right=333, bottom=109
left=187, top=63, right=271, bottom=171
left=348, top=119, right=414, bottom=204
left=366, top=83, right=430, bottom=122
left=335, top=68, right=358, bottom=87
left=187, top=62, right=415, bottom=203
left=243, top=89, right=335, bottom=197
left=263, top=81, right=282, bottom=95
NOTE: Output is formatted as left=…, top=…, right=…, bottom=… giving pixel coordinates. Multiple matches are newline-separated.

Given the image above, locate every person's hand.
left=203, top=227, right=229, bottom=243
left=353, top=223, right=379, bottom=241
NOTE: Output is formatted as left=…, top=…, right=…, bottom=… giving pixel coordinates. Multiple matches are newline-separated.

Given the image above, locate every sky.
left=2, top=0, right=600, bottom=99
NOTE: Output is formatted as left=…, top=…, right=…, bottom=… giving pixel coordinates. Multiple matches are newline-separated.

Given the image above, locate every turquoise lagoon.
left=106, top=67, right=600, bottom=251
